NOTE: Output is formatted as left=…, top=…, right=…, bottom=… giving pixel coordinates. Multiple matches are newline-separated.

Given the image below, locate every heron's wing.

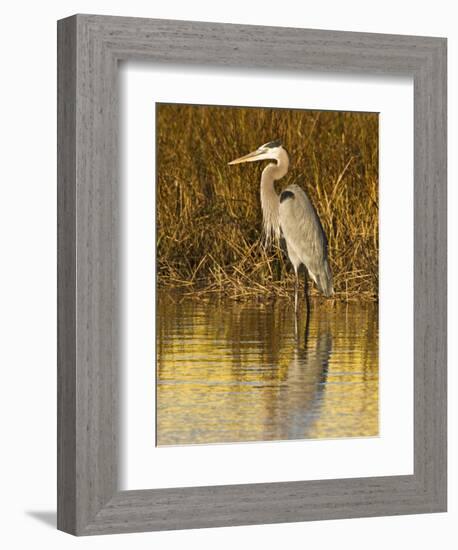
left=279, top=184, right=333, bottom=296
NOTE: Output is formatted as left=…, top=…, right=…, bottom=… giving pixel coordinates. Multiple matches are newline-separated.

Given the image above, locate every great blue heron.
left=228, top=139, right=333, bottom=315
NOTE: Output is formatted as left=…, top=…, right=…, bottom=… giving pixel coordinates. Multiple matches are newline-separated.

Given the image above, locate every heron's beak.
left=228, top=149, right=264, bottom=165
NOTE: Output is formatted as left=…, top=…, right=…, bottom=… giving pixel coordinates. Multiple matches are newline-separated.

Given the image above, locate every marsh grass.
left=157, top=104, right=378, bottom=302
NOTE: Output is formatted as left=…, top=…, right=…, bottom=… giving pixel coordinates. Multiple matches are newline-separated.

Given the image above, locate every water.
left=156, top=290, right=379, bottom=446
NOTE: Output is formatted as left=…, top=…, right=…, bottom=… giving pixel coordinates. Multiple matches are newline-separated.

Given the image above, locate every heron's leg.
left=294, top=269, right=299, bottom=338
left=304, top=268, right=311, bottom=322
left=303, top=307, right=311, bottom=357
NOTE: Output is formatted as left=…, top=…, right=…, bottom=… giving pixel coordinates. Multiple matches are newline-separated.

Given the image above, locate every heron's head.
left=228, top=139, right=287, bottom=165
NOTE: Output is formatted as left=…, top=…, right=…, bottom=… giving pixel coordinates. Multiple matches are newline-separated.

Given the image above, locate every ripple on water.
left=156, top=290, right=379, bottom=446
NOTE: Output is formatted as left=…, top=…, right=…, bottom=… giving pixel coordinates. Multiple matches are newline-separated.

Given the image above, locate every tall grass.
left=156, top=103, right=378, bottom=301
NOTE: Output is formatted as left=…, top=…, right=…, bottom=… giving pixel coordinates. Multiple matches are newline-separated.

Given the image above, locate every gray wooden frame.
left=57, top=14, right=447, bottom=536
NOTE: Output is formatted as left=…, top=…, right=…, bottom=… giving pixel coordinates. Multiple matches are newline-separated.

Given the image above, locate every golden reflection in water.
left=156, top=290, right=378, bottom=446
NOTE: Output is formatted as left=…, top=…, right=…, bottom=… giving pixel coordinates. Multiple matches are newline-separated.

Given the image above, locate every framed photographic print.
left=57, top=14, right=447, bottom=535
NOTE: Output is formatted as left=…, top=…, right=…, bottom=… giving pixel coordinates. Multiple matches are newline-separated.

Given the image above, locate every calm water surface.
left=157, top=290, right=378, bottom=446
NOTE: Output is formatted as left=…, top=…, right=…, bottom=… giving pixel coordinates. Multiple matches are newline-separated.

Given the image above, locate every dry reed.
left=156, top=104, right=378, bottom=302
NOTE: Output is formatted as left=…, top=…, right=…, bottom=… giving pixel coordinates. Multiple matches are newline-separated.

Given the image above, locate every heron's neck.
left=260, top=154, right=289, bottom=244
left=262, top=154, right=289, bottom=183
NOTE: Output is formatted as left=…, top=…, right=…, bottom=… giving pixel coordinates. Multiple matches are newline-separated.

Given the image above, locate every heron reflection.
left=268, top=313, right=332, bottom=441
